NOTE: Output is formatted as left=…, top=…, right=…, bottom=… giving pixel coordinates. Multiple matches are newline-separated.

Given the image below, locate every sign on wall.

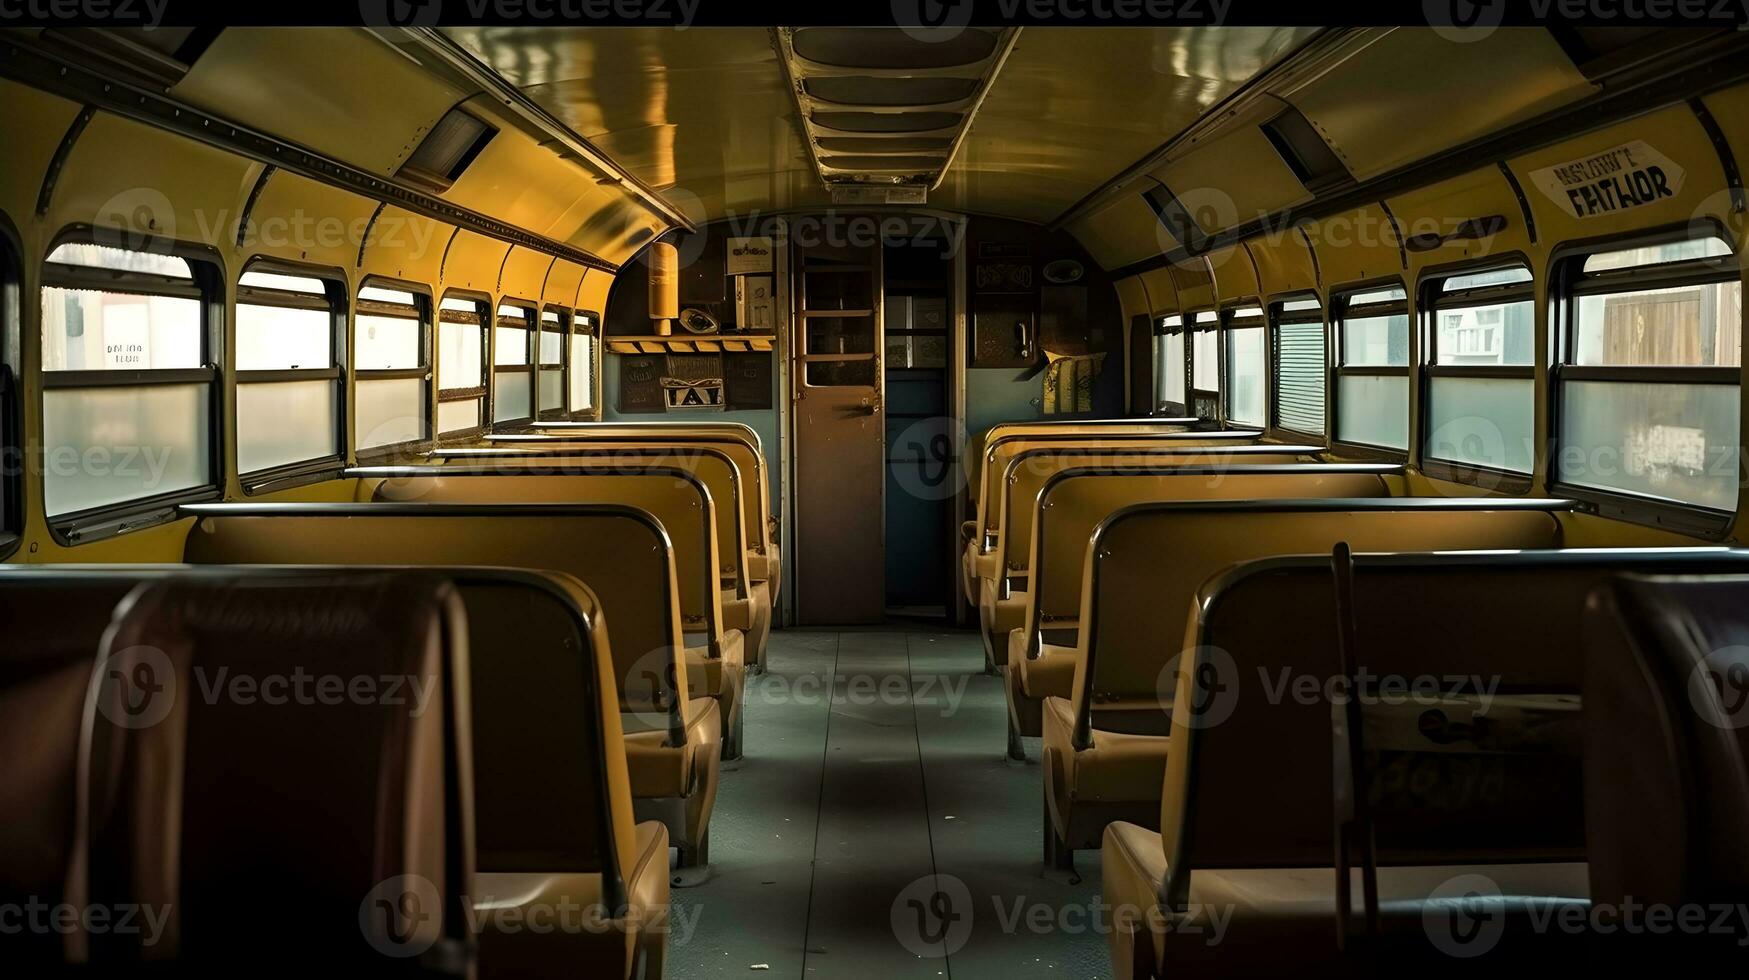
left=1527, top=140, right=1686, bottom=220
left=726, top=237, right=774, bottom=275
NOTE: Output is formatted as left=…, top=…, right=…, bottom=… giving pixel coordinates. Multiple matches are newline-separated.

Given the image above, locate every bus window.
left=1153, top=314, right=1185, bottom=415
left=1222, top=302, right=1266, bottom=427
left=437, top=294, right=488, bottom=439
left=1556, top=235, right=1741, bottom=513
left=1190, top=309, right=1219, bottom=419
left=235, top=264, right=343, bottom=482
left=570, top=310, right=599, bottom=418
left=538, top=308, right=566, bottom=420
left=493, top=301, right=534, bottom=425
left=1422, top=265, right=1535, bottom=481
left=356, top=281, right=430, bottom=456
left=1270, top=294, right=1325, bottom=439
left=39, top=241, right=217, bottom=524
left=1333, top=283, right=1409, bottom=452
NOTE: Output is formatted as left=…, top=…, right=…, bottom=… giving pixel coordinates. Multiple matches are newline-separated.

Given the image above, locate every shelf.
left=605, top=334, right=776, bottom=354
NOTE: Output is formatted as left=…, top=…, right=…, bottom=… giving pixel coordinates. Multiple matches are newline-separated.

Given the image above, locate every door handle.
left=1015, top=320, right=1034, bottom=359
left=842, top=403, right=877, bottom=417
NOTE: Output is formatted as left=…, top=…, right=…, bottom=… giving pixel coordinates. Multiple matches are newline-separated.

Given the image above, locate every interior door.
left=793, top=236, right=885, bottom=625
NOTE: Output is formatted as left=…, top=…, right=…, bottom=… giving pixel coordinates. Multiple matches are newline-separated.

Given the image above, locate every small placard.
left=726, top=237, right=775, bottom=275
left=664, top=378, right=724, bottom=409
left=724, top=352, right=773, bottom=410
left=618, top=355, right=666, bottom=414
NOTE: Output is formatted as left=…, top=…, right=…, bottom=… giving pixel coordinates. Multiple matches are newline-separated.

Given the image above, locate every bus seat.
left=1046, top=501, right=1571, bottom=863
left=180, top=505, right=722, bottom=870
left=367, top=469, right=750, bottom=758
left=0, top=576, right=145, bottom=968
left=1583, top=573, right=1749, bottom=922
left=1001, top=465, right=1397, bottom=749
left=1104, top=548, right=1749, bottom=977
left=455, top=571, right=670, bottom=979
left=76, top=573, right=474, bottom=973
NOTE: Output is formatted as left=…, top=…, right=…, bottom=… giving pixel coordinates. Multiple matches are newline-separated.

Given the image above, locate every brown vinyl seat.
left=1582, top=571, right=1749, bottom=954
left=363, top=466, right=749, bottom=760
left=0, top=573, right=152, bottom=969
left=1092, top=547, right=1746, bottom=977
left=485, top=420, right=781, bottom=599
left=1046, top=500, right=1571, bottom=864
left=75, top=572, right=477, bottom=974
left=965, top=433, right=1268, bottom=664
left=180, top=504, right=723, bottom=870
left=425, top=446, right=773, bottom=668
left=1000, top=463, right=1395, bottom=753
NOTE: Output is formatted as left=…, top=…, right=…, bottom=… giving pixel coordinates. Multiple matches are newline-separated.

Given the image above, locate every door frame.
left=780, top=209, right=971, bottom=627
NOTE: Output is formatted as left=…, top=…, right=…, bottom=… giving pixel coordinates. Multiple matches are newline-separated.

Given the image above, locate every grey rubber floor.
left=669, top=628, right=1110, bottom=980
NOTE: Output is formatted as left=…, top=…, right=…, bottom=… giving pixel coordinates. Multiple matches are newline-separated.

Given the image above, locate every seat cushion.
left=1042, top=696, right=1169, bottom=804
left=475, top=820, right=671, bottom=980
left=684, top=631, right=745, bottom=700
left=1102, top=821, right=1169, bottom=979
left=1163, top=863, right=1589, bottom=974
left=622, top=698, right=719, bottom=798
left=1017, top=639, right=1077, bottom=700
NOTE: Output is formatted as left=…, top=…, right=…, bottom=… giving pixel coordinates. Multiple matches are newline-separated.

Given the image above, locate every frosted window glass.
left=540, top=329, right=563, bottom=365
left=1193, top=331, right=1218, bottom=391
left=240, top=270, right=326, bottom=293
left=42, top=384, right=209, bottom=516
left=1341, top=312, right=1409, bottom=366
left=1559, top=380, right=1740, bottom=511
left=237, top=379, right=337, bottom=473
left=439, top=322, right=483, bottom=389
left=47, top=243, right=190, bottom=278
left=1225, top=326, right=1265, bottom=426
left=236, top=304, right=331, bottom=370
left=494, top=371, right=531, bottom=422
left=357, top=313, right=421, bottom=370
left=1426, top=376, right=1535, bottom=473
left=1337, top=374, right=1408, bottom=449
left=1162, top=333, right=1185, bottom=404
left=495, top=326, right=530, bottom=366
left=570, top=335, right=594, bottom=411
left=356, top=378, right=427, bottom=450
left=438, top=398, right=480, bottom=435
left=539, top=368, right=563, bottom=413
left=41, top=288, right=202, bottom=371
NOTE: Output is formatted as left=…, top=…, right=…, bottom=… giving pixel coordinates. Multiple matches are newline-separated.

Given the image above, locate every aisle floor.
left=668, top=629, right=1110, bottom=980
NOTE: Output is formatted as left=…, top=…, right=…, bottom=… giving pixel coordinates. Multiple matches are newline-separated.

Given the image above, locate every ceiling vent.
left=776, top=27, right=1018, bottom=199
left=1259, top=107, right=1353, bottom=195
left=37, top=27, right=225, bottom=89
left=397, top=107, right=498, bottom=194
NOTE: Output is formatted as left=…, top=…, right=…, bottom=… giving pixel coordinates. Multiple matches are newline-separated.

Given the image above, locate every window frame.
left=1548, top=223, right=1741, bottom=535
left=1330, top=277, right=1412, bottom=460
left=1220, top=300, right=1267, bottom=429
left=1187, top=308, right=1220, bottom=421
left=492, top=297, right=536, bottom=428
left=1418, top=256, right=1537, bottom=492
left=234, top=257, right=348, bottom=494
left=354, top=275, right=434, bottom=463
left=1151, top=312, right=1187, bottom=416
left=38, top=227, right=225, bottom=545
left=0, top=215, right=20, bottom=560
left=569, top=308, right=602, bottom=421
left=537, top=305, right=569, bottom=422
left=1267, top=291, right=1328, bottom=444
left=436, top=289, right=491, bottom=443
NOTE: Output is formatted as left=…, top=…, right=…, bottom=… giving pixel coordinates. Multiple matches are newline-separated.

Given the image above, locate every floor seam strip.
left=907, top=634, right=954, bottom=980
left=797, top=632, right=841, bottom=980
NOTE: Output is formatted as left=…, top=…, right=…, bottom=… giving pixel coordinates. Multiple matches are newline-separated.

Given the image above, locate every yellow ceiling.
left=442, top=26, right=1319, bottom=226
